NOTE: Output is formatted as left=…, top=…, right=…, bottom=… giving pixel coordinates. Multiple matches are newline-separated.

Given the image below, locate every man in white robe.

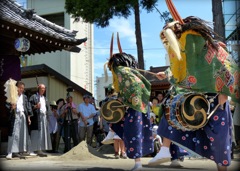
left=29, top=84, right=52, bottom=157
left=6, top=81, right=33, bottom=159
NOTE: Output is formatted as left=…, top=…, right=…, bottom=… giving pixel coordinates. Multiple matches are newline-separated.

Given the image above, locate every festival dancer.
left=148, top=1, right=239, bottom=171
left=106, top=33, right=153, bottom=171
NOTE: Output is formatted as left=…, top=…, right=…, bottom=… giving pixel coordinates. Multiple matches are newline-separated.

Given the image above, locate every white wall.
left=95, top=74, right=113, bottom=105
left=27, top=51, right=71, bottom=79
left=27, top=0, right=65, bottom=15
left=70, top=18, right=94, bottom=93
left=23, top=76, right=48, bottom=89
left=26, top=0, right=94, bottom=94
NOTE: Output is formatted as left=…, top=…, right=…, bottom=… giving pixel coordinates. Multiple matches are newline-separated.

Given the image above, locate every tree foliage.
left=65, top=0, right=158, bottom=69
left=65, top=0, right=157, bottom=27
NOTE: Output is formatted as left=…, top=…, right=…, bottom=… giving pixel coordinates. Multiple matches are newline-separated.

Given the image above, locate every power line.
left=85, top=47, right=166, bottom=51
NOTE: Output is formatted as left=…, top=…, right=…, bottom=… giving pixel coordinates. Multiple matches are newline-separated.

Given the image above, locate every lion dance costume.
left=150, top=0, right=240, bottom=167
left=107, top=33, right=153, bottom=159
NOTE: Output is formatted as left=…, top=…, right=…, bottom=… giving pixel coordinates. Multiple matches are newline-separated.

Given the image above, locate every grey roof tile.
left=0, top=0, right=82, bottom=43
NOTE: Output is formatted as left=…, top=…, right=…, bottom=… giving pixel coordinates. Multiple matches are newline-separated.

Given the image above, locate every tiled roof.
left=0, top=0, right=87, bottom=54
left=144, top=66, right=170, bottom=86
left=21, top=64, right=92, bottom=96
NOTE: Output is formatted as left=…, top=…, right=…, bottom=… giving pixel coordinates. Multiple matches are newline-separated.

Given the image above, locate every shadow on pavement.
left=75, top=168, right=124, bottom=171
left=143, top=164, right=205, bottom=170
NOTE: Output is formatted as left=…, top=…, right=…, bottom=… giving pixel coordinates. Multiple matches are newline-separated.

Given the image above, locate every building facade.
left=223, top=0, right=239, bottom=62
left=26, top=0, right=94, bottom=93
left=21, top=64, right=92, bottom=105
left=95, top=74, right=113, bottom=106
left=0, top=0, right=91, bottom=153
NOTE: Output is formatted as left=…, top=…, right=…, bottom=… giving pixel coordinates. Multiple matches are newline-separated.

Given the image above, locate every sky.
left=93, top=0, right=213, bottom=78
left=16, top=0, right=215, bottom=90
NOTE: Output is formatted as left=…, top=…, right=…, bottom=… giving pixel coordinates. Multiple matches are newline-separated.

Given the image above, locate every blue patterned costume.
left=158, top=96, right=232, bottom=166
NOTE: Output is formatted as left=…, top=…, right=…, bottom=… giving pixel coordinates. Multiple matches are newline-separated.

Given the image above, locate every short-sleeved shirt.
left=48, top=112, right=58, bottom=133
left=63, top=102, right=78, bottom=120
left=78, top=103, right=96, bottom=127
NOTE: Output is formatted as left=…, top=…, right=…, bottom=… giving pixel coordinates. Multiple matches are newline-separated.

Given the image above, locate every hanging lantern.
left=14, top=37, right=30, bottom=52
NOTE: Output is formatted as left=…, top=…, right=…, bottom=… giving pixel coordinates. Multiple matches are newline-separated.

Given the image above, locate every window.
left=41, top=13, right=64, bottom=27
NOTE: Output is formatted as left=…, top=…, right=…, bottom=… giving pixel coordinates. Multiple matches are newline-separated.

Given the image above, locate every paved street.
left=0, top=152, right=239, bottom=171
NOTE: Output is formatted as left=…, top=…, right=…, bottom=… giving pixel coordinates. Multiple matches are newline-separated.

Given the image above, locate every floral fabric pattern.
left=123, top=108, right=153, bottom=159
left=111, top=108, right=154, bottom=159
left=113, top=66, right=151, bottom=113
left=166, top=31, right=240, bottom=103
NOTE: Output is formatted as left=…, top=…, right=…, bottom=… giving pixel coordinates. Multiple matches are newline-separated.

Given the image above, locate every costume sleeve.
left=164, top=67, right=176, bottom=86
left=26, top=96, right=33, bottom=116
left=29, top=94, right=36, bottom=108
left=114, top=66, right=151, bottom=113
left=46, top=98, right=49, bottom=114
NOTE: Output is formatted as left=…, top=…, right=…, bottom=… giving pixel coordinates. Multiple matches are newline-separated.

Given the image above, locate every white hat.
left=50, top=100, right=57, bottom=106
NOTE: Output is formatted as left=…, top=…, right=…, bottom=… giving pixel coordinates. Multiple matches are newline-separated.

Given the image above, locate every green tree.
left=65, top=0, right=158, bottom=69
